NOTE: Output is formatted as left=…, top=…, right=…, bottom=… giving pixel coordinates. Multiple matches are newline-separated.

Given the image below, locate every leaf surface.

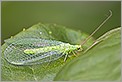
left=54, top=27, right=121, bottom=80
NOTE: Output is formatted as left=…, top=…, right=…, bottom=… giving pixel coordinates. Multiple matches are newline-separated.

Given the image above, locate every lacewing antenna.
left=81, top=10, right=112, bottom=46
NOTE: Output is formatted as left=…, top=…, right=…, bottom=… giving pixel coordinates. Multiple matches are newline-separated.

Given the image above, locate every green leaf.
left=54, top=27, right=121, bottom=80
left=2, top=23, right=94, bottom=81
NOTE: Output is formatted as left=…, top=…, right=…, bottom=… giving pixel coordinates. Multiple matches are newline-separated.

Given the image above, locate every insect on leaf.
left=4, top=38, right=81, bottom=65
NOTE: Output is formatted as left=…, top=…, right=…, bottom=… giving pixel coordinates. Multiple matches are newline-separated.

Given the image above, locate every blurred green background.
left=1, top=1, right=121, bottom=44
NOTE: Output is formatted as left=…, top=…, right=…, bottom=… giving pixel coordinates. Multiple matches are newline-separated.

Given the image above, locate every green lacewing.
left=4, top=10, right=112, bottom=65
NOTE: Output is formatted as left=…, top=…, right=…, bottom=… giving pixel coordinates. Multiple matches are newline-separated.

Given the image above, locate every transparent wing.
left=5, top=38, right=64, bottom=48
left=4, top=39, right=65, bottom=65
